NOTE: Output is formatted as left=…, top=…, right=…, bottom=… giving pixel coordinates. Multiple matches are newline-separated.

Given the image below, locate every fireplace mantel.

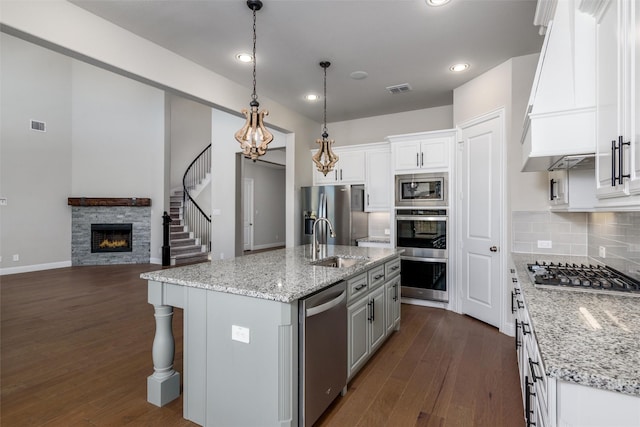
left=68, top=197, right=151, bottom=207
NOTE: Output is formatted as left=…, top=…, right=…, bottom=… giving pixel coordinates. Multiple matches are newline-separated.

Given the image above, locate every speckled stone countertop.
left=356, top=236, right=391, bottom=244
left=511, top=253, right=640, bottom=397
left=141, top=245, right=402, bottom=303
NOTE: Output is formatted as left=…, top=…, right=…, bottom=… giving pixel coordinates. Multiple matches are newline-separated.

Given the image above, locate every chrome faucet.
left=312, top=217, right=336, bottom=259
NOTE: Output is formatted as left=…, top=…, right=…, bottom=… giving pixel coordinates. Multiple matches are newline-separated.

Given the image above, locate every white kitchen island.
left=140, top=245, right=402, bottom=427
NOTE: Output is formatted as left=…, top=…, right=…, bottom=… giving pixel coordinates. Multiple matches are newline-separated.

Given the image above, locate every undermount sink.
left=310, top=256, right=366, bottom=268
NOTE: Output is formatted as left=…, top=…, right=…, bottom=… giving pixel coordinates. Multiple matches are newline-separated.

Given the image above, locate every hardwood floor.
left=1, top=265, right=523, bottom=426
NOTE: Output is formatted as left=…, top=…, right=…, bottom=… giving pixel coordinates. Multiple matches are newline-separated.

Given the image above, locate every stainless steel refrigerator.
left=301, top=185, right=368, bottom=246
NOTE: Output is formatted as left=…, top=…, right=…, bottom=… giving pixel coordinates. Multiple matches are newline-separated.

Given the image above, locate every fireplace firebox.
left=91, top=223, right=133, bottom=253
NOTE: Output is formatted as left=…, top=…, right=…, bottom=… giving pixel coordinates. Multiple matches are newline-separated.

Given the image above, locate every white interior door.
left=243, top=178, right=254, bottom=251
left=459, top=112, right=503, bottom=328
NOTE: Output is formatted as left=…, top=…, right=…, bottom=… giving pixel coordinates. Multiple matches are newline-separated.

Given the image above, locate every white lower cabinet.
left=347, top=257, right=401, bottom=380
left=511, top=259, right=640, bottom=427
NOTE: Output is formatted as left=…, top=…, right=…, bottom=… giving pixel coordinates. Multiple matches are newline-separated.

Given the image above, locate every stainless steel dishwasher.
left=299, top=281, right=347, bottom=427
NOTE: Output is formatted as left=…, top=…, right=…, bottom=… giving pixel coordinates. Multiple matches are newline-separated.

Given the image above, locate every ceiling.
left=70, top=0, right=543, bottom=124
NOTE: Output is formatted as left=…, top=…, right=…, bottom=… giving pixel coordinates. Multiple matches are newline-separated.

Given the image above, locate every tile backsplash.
left=511, top=211, right=588, bottom=256
left=512, top=210, right=640, bottom=281
left=587, top=212, right=640, bottom=280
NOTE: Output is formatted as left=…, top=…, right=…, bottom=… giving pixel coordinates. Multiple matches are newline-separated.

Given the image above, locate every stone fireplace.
left=69, top=198, right=151, bottom=265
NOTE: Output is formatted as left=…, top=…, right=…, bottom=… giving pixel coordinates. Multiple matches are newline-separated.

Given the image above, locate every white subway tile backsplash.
left=512, top=211, right=639, bottom=277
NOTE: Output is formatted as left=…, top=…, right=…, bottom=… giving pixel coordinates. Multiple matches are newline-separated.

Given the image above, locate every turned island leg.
left=147, top=303, right=181, bottom=406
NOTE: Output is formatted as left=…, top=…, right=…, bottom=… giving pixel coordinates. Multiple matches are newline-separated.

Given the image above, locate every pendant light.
left=235, top=0, right=273, bottom=161
left=312, top=61, right=339, bottom=176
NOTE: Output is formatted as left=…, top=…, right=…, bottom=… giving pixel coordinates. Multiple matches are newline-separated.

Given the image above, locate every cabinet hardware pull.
left=514, top=288, right=521, bottom=295
left=421, top=152, right=424, bottom=167
left=510, top=268, right=515, bottom=274
left=515, top=319, right=522, bottom=350
left=371, top=299, right=375, bottom=321
left=354, top=283, right=366, bottom=291
left=393, top=283, right=398, bottom=301
left=528, top=358, right=544, bottom=382
left=335, top=169, right=338, bottom=181
left=367, top=193, right=370, bottom=206
left=340, top=169, right=343, bottom=180
left=611, top=139, right=617, bottom=187
left=522, top=321, right=531, bottom=335
left=416, top=152, right=419, bottom=167
left=549, top=178, right=557, bottom=200
left=517, top=300, right=524, bottom=309
left=374, top=274, right=384, bottom=280
left=512, top=277, right=518, bottom=283
left=489, top=246, right=498, bottom=252
left=525, top=375, right=533, bottom=426
left=391, top=265, right=399, bottom=271
left=619, top=135, right=631, bottom=185
left=511, top=291, right=516, bottom=314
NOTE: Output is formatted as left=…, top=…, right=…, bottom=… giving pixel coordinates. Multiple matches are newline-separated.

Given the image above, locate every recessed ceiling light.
left=426, top=0, right=451, bottom=6
left=450, top=63, right=470, bottom=72
left=305, top=94, right=319, bottom=101
left=350, top=71, right=369, bottom=80
left=236, top=52, right=253, bottom=63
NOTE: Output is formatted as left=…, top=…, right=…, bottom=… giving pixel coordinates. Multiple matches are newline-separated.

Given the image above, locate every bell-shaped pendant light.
left=235, top=0, right=273, bottom=161
left=312, top=61, right=339, bottom=175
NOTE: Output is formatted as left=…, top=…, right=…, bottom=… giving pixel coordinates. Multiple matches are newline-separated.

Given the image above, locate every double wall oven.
left=395, top=173, right=449, bottom=302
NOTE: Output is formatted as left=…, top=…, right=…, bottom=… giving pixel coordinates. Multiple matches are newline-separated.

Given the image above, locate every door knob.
left=489, top=246, right=498, bottom=252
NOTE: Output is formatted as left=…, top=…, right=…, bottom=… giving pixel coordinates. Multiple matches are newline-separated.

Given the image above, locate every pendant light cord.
left=251, top=7, right=258, bottom=103
left=322, top=65, right=328, bottom=136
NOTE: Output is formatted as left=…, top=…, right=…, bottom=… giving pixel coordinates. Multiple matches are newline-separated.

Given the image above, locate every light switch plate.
left=231, top=325, right=250, bottom=344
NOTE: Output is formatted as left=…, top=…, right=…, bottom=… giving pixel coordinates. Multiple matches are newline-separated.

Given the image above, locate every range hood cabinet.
left=521, top=0, right=596, bottom=172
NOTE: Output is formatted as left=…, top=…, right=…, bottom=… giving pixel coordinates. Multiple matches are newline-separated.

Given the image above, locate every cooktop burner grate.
left=527, top=261, right=640, bottom=295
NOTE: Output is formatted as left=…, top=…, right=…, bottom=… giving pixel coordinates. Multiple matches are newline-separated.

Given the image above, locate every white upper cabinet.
left=364, top=146, right=391, bottom=212
left=388, top=129, right=454, bottom=174
left=587, top=0, right=640, bottom=205
left=520, top=0, right=597, bottom=172
left=311, top=147, right=365, bottom=185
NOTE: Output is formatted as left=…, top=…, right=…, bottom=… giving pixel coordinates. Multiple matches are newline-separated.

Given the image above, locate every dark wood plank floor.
left=1, top=264, right=523, bottom=426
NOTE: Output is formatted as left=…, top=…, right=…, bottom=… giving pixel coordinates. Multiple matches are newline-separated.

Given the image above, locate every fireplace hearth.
left=91, top=223, right=132, bottom=253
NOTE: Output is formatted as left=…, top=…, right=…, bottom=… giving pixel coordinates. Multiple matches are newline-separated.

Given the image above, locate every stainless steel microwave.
left=394, top=172, right=447, bottom=207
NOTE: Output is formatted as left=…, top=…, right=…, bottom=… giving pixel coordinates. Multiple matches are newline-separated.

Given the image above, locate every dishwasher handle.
left=306, top=290, right=346, bottom=318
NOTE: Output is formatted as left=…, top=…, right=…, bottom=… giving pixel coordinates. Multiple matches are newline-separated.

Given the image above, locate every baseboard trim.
left=150, top=257, right=162, bottom=265
left=0, top=261, right=72, bottom=276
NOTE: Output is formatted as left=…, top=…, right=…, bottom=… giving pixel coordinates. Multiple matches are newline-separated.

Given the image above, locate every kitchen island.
left=511, top=253, right=640, bottom=426
left=140, top=244, right=402, bottom=427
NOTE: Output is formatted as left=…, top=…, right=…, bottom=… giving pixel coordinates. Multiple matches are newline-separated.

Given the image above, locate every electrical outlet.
left=0, top=197, right=7, bottom=206
left=12, top=254, right=19, bottom=261
left=537, top=240, right=552, bottom=249
left=231, top=325, right=250, bottom=343
left=599, top=246, right=606, bottom=258
left=384, top=228, right=390, bottom=235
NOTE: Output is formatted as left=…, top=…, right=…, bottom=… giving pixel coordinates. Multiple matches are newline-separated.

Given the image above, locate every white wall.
left=0, top=33, right=72, bottom=272
left=328, top=105, right=453, bottom=147
left=169, top=94, right=213, bottom=191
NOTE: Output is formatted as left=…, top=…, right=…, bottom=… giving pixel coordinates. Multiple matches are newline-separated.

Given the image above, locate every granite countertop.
left=141, top=245, right=402, bottom=303
left=356, top=236, right=391, bottom=244
left=511, top=253, right=640, bottom=397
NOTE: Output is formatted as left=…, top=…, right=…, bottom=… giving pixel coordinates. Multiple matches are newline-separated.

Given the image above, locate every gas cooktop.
left=527, top=261, right=640, bottom=296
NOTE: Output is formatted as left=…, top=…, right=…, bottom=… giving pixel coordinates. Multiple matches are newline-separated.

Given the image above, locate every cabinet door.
left=549, top=170, right=568, bottom=205
left=385, top=276, right=401, bottom=334
left=369, top=285, right=386, bottom=352
left=365, top=149, right=391, bottom=211
left=629, top=1, right=640, bottom=195
left=420, top=138, right=449, bottom=169
left=347, top=297, right=370, bottom=378
left=337, top=150, right=365, bottom=183
left=393, top=141, right=422, bottom=171
left=595, top=0, right=627, bottom=198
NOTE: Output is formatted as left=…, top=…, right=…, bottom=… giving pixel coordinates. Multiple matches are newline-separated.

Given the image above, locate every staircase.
left=169, top=191, right=209, bottom=265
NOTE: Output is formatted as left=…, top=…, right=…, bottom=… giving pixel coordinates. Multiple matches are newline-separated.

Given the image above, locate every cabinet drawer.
left=368, top=265, right=386, bottom=290
left=384, top=258, right=401, bottom=278
left=347, top=273, right=368, bottom=303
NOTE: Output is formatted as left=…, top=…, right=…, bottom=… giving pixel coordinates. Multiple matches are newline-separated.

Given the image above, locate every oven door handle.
left=401, top=255, right=448, bottom=263
left=396, top=216, right=448, bottom=222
